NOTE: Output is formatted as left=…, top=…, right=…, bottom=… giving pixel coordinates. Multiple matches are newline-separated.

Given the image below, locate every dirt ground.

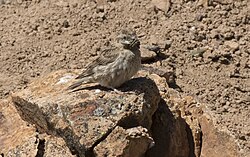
left=0, top=0, right=249, bottom=156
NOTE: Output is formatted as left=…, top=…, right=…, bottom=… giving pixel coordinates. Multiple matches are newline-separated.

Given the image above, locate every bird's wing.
left=75, top=48, right=120, bottom=79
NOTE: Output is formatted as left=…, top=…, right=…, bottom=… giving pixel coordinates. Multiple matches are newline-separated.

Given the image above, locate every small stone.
left=164, top=40, right=172, bottom=49
left=190, top=48, right=207, bottom=57
left=63, top=20, right=70, bottom=28
left=234, top=50, right=241, bottom=56
left=210, top=29, right=220, bottom=39
left=224, top=31, right=234, bottom=40
left=224, top=41, right=239, bottom=52
left=56, top=1, right=69, bottom=7
left=96, top=0, right=108, bottom=6
left=196, top=14, right=204, bottom=21
left=141, top=47, right=157, bottom=62
left=96, top=5, right=105, bottom=13
left=197, top=0, right=211, bottom=7
left=151, top=0, right=171, bottom=13
left=145, top=44, right=161, bottom=52
left=239, top=135, right=246, bottom=141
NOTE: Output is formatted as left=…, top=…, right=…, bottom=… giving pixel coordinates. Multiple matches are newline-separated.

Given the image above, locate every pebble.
left=224, top=41, right=239, bottom=52
left=95, top=89, right=101, bottom=93
left=164, top=40, right=172, bottom=49
left=151, top=0, right=171, bottom=13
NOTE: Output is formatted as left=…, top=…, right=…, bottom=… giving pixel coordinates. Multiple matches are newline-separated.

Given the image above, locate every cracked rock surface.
left=0, top=70, right=246, bottom=157
left=0, top=100, right=75, bottom=157
left=10, top=70, right=160, bottom=157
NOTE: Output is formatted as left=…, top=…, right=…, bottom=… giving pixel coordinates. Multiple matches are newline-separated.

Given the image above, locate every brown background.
left=0, top=0, right=249, bottom=155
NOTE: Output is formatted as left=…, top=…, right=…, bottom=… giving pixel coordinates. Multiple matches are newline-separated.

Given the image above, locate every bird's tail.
left=67, top=81, right=83, bottom=90
left=67, top=77, right=93, bottom=90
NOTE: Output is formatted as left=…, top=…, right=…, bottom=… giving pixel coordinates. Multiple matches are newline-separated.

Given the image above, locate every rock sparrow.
left=68, top=30, right=141, bottom=90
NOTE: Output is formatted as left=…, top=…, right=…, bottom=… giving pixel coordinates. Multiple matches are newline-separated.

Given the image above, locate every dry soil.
left=0, top=0, right=249, bottom=156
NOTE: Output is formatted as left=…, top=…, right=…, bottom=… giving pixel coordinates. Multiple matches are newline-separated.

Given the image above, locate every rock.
left=43, top=135, right=76, bottom=157
left=210, top=29, right=220, bottom=39
left=144, top=45, right=161, bottom=53
left=96, top=0, right=109, bottom=14
left=3, top=69, right=243, bottom=157
left=196, top=13, right=204, bottom=21
left=197, top=0, right=210, bottom=7
left=95, top=126, right=154, bottom=157
left=197, top=0, right=232, bottom=7
left=55, top=1, right=69, bottom=7
left=141, top=46, right=157, bottom=62
left=11, top=70, right=161, bottom=156
left=147, top=36, right=172, bottom=51
left=166, top=96, right=241, bottom=157
left=141, top=66, right=177, bottom=91
left=145, top=100, right=190, bottom=157
left=96, top=0, right=108, bottom=6
left=224, top=41, right=239, bottom=52
left=151, top=0, right=171, bottom=13
left=224, top=31, right=235, bottom=40
left=0, top=99, right=75, bottom=157
left=213, top=0, right=233, bottom=5
left=0, top=99, right=37, bottom=156
left=190, top=47, right=207, bottom=57
left=199, top=115, right=239, bottom=157
left=164, top=40, right=172, bottom=49
left=62, top=20, right=70, bottom=28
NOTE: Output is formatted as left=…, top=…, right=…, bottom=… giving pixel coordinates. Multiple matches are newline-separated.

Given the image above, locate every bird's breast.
left=97, top=49, right=141, bottom=88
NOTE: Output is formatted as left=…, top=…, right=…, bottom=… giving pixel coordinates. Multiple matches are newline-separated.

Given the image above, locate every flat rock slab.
left=11, top=70, right=160, bottom=156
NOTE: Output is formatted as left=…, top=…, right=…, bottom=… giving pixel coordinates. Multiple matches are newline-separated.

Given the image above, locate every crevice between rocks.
left=117, top=114, right=142, bottom=129
left=145, top=98, right=198, bottom=157
left=55, top=127, right=86, bottom=157
left=198, top=124, right=203, bottom=156
left=86, top=127, right=115, bottom=157
left=35, top=139, right=45, bottom=157
left=85, top=112, right=151, bottom=156
left=186, top=124, right=197, bottom=157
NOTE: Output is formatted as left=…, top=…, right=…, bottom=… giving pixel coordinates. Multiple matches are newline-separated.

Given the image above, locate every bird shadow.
left=69, top=84, right=111, bottom=93
left=68, top=77, right=159, bottom=96
left=119, top=77, right=158, bottom=94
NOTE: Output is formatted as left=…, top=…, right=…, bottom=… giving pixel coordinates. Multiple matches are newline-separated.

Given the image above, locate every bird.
left=67, top=29, right=141, bottom=91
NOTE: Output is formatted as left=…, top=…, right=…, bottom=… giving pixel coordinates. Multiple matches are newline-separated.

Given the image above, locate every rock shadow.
left=145, top=99, right=196, bottom=157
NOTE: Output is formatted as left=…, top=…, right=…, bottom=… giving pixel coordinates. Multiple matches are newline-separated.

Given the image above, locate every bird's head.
left=116, top=29, right=140, bottom=49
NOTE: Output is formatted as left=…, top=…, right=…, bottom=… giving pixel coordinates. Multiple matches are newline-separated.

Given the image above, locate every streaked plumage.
left=68, top=30, right=141, bottom=90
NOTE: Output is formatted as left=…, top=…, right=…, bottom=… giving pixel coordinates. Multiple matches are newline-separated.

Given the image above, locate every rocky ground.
left=0, top=0, right=249, bottom=156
